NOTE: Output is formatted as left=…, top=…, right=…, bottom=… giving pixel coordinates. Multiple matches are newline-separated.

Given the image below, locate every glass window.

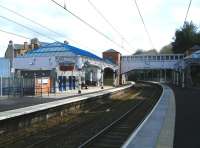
left=179, top=55, right=183, bottom=59
left=131, top=56, right=134, bottom=60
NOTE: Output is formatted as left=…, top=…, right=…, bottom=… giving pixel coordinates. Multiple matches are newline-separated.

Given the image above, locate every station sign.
left=59, top=62, right=75, bottom=71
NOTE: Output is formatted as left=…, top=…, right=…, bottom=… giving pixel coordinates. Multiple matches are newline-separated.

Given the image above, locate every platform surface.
left=122, top=84, right=175, bottom=148
left=172, top=86, right=200, bottom=148
left=0, top=86, right=113, bottom=112
left=0, top=84, right=133, bottom=121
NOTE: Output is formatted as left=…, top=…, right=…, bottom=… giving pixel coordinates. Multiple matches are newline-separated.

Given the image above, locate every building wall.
left=0, top=58, right=10, bottom=77
left=103, top=52, right=121, bottom=65
left=14, top=57, right=57, bottom=70
left=103, top=51, right=121, bottom=85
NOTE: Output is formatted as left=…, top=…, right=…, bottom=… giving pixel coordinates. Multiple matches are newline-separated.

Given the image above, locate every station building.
left=175, top=45, right=200, bottom=87
left=14, top=41, right=119, bottom=94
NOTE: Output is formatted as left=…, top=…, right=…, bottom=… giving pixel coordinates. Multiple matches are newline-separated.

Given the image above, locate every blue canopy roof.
left=22, top=42, right=102, bottom=60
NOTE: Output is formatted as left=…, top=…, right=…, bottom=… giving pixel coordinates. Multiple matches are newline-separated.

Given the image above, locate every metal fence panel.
left=0, top=77, right=35, bottom=96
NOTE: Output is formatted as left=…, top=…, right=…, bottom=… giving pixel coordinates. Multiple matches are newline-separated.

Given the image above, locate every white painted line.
left=122, top=83, right=165, bottom=148
left=0, top=84, right=134, bottom=121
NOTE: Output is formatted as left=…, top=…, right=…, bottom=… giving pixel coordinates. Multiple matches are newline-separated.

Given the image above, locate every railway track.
left=3, top=83, right=161, bottom=148
left=78, top=85, right=161, bottom=148
left=78, top=100, right=145, bottom=148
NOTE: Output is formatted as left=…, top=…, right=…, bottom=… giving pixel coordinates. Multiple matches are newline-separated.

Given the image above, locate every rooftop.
left=191, top=45, right=200, bottom=50
left=103, top=49, right=119, bottom=53
left=14, top=44, right=24, bottom=50
left=21, top=42, right=102, bottom=60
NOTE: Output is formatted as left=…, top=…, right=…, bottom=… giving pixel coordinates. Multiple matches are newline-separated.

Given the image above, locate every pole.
left=101, top=68, right=104, bottom=89
left=34, top=73, right=36, bottom=95
left=182, top=71, right=185, bottom=88
left=113, top=70, right=116, bottom=87
left=0, top=76, right=2, bottom=97
left=160, top=69, right=161, bottom=82
left=176, top=71, right=179, bottom=86
left=21, top=76, right=23, bottom=96
left=78, top=70, right=81, bottom=94
left=12, top=43, right=14, bottom=96
left=41, top=76, right=43, bottom=97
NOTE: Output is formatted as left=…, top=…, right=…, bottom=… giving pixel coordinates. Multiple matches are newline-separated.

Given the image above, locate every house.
left=5, top=38, right=48, bottom=60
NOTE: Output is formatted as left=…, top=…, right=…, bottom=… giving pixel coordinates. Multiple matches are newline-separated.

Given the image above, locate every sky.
left=0, top=0, right=199, bottom=57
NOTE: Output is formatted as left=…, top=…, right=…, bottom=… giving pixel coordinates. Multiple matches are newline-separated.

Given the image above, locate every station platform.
left=122, top=83, right=176, bottom=148
left=0, top=84, right=133, bottom=121
left=0, top=86, right=113, bottom=112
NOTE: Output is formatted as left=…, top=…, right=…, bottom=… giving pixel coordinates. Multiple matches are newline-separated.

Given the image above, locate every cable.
left=133, top=0, right=155, bottom=49
left=0, top=28, right=31, bottom=39
left=88, top=0, right=135, bottom=50
left=184, top=0, right=192, bottom=23
left=0, top=15, right=58, bottom=42
left=0, top=4, right=97, bottom=53
left=0, top=4, right=64, bottom=38
left=50, top=0, right=131, bottom=53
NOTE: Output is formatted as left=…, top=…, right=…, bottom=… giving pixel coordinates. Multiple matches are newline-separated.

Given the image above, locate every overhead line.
left=0, top=4, right=97, bottom=53
left=133, top=0, right=155, bottom=49
left=0, top=28, right=31, bottom=39
left=0, top=4, right=64, bottom=38
left=184, top=0, right=192, bottom=23
left=0, top=15, right=58, bottom=42
left=88, top=0, right=135, bottom=50
left=50, top=0, right=131, bottom=53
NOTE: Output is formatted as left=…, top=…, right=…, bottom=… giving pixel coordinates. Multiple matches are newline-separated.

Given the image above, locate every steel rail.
left=78, top=100, right=145, bottom=148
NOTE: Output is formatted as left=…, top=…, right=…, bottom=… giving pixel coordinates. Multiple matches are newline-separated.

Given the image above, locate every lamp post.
left=0, top=75, right=2, bottom=97
left=76, top=55, right=83, bottom=94
left=34, top=72, right=37, bottom=95
left=113, top=70, right=116, bottom=87
left=78, top=70, right=81, bottom=94
left=9, top=41, right=15, bottom=95
left=101, top=68, right=104, bottom=89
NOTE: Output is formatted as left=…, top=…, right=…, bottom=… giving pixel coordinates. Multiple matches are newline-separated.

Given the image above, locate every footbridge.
left=121, top=54, right=184, bottom=74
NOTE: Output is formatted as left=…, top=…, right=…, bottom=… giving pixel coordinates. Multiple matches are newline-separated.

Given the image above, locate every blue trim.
left=23, top=42, right=102, bottom=60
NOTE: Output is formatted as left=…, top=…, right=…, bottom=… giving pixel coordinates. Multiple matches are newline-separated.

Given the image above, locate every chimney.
left=31, top=43, right=35, bottom=50
left=24, top=42, right=28, bottom=50
left=8, top=40, right=13, bottom=47
left=64, top=40, right=69, bottom=44
left=31, top=38, right=40, bottom=49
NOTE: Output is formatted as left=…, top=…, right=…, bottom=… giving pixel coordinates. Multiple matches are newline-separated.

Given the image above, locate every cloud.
left=0, top=0, right=199, bottom=57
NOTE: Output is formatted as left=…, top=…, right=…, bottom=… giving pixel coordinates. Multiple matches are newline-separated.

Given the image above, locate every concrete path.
left=122, top=84, right=176, bottom=148
left=172, top=86, right=200, bottom=148
left=0, top=84, right=133, bottom=121
left=0, top=86, right=112, bottom=112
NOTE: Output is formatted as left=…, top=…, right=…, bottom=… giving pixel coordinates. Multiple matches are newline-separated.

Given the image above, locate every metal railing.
left=0, top=76, right=34, bottom=97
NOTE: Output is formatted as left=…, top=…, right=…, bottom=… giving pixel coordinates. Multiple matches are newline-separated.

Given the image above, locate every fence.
left=0, top=76, right=35, bottom=96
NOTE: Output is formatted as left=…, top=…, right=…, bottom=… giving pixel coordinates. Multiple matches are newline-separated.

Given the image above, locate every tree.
left=133, top=49, right=144, bottom=55
left=172, top=21, right=200, bottom=53
left=160, top=44, right=173, bottom=54
left=133, top=49, right=158, bottom=55
left=144, top=49, right=158, bottom=54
